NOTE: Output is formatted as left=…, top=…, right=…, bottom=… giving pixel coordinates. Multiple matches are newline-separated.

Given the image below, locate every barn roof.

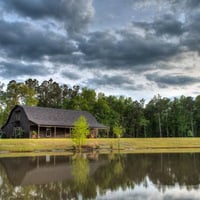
left=19, top=105, right=107, bottom=128
left=21, top=106, right=106, bottom=128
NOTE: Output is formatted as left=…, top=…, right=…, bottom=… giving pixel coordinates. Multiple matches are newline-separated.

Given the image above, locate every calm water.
left=0, top=153, right=200, bottom=200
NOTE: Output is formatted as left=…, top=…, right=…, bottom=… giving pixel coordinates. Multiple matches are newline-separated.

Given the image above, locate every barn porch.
left=30, top=125, right=109, bottom=138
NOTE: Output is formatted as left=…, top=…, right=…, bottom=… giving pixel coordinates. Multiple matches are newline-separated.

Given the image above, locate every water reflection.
left=0, top=153, right=200, bottom=199
left=72, top=154, right=90, bottom=186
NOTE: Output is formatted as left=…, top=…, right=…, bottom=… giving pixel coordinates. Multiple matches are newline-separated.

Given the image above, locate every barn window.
left=46, top=128, right=51, bottom=137
left=13, top=127, right=24, bottom=138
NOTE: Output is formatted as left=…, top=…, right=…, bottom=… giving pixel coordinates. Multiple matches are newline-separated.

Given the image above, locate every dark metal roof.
left=21, top=105, right=107, bottom=128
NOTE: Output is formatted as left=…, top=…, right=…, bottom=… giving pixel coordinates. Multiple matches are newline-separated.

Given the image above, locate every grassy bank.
left=1, top=138, right=200, bottom=155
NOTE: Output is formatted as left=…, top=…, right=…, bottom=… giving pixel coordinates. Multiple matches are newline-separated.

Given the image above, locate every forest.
left=0, top=78, right=200, bottom=138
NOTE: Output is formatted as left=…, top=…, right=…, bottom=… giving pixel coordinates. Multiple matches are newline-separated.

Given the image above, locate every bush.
left=31, top=131, right=37, bottom=138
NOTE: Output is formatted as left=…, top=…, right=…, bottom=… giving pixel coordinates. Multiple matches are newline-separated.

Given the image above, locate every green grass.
left=0, top=138, right=73, bottom=152
left=1, top=138, right=200, bottom=156
left=88, top=138, right=200, bottom=151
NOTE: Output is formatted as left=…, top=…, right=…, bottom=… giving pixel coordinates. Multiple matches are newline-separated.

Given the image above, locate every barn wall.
left=2, top=106, right=30, bottom=138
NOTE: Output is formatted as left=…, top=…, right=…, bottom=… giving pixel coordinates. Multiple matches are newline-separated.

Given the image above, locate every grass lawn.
left=1, top=138, right=200, bottom=156
left=0, top=138, right=73, bottom=152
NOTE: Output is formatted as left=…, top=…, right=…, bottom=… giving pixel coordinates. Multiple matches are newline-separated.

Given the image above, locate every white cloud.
left=96, top=178, right=200, bottom=200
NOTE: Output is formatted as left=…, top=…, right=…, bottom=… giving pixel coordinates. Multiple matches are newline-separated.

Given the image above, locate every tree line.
left=1, top=78, right=200, bottom=137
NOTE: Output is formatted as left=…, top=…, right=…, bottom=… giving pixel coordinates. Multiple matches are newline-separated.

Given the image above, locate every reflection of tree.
left=113, top=154, right=124, bottom=177
left=71, top=154, right=97, bottom=199
left=0, top=163, right=14, bottom=199
left=94, top=153, right=132, bottom=196
left=72, top=154, right=89, bottom=186
left=113, top=160, right=123, bottom=177
left=124, top=153, right=200, bottom=190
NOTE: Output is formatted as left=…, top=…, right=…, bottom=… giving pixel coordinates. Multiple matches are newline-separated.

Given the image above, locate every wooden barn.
left=1, top=105, right=108, bottom=138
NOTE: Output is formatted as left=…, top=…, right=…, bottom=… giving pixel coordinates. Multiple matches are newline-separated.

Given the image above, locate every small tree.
left=71, top=116, right=89, bottom=150
left=113, top=125, right=123, bottom=138
left=113, top=125, right=124, bottom=150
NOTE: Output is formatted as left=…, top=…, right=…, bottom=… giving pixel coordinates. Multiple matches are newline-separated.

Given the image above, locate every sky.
left=0, top=0, right=200, bottom=102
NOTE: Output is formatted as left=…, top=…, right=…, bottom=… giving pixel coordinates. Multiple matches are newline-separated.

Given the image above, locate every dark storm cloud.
left=182, top=11, right=200, bottom=52
left=88, top=74, right=144, bottom=91
left=0, top=19, right=77, bottom=60
left=61, top=71, right=81, bottom=80
left=0, top=0, right=200, bottom=92
left=1, top=0, right=94, bottom=36
left=2, top=0, right=57, bottom=18
left=133, top=13, right=184, bottom=37
left=79, top=30, right=180, bottom=70
left=146, top=73, right=200, bottom=88
left=92, top=74, right=133, bottom=85
left=1, top=0, right=198, bottom=73
left=152, top=14, right=184, bottom=36
left=185, top=0, right=200, bottom=8
left=129, top=1, right=200, bottom=55
left=0, top=61, right=48, bottom=78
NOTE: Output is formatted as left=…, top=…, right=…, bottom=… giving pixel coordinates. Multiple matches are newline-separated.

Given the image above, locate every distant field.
left=1, top=138, right=200, bottom=156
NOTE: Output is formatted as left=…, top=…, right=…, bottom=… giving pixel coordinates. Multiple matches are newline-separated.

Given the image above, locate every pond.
left=0, top=153, right=200, bottom=200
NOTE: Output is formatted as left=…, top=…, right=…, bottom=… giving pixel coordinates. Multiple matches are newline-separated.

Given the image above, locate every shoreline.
left=1, top=138, right=200, bottom=157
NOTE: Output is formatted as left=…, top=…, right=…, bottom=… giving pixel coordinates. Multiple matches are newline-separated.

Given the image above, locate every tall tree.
left=25, top=78, right=39, bottom=91
left=0, top=80, right=38, bottom=126
left=146, top=95, right=170, bottom=137
left=0, top=82, right=6, bottom=126
left=194, top=95, right=200, bottom=136
left=37, top=79, right=61, bottom=107
left=5, top=80, right=38, bottom=108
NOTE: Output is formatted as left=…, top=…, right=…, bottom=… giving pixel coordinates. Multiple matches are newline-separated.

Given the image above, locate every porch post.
left=29, top=126, right=31, bottom=138
left=38, top=125, right=40, bottom=138
left=54, top=126, right=56, bottom=138
left=96, top=128, right=99, bottom=138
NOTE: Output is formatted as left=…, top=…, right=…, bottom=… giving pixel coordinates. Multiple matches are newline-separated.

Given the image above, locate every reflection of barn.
left=0, top=154, right=106, bottom=186
left=1, top=105, right=108, bottom=138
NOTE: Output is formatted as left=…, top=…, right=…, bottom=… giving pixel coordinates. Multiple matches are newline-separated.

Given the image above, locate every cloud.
left=0, top=61, right=48, bottom=78
left=152, top=14, right=184, bottom=36
left=182, top=11, right=200, bottom=53
left=0, top=19, right=77, bottom=60
left=79, top=30, right=180, bottom=71
left=0, top=0, right=200, bottom=100
left=87, top=74, right=144, bottom=91
left=185, top=0, right=200, bottom=8
left=0, top=1, right=195, bottom=73
left=2, top=0, right=94, bottom=36
left=131, top=14, right=184, bottom=41
left=0, top=15, right=184, bottom=75
left=61, top=71, right=81, bottom=80
left=146, top=73, right=200, bottom=88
